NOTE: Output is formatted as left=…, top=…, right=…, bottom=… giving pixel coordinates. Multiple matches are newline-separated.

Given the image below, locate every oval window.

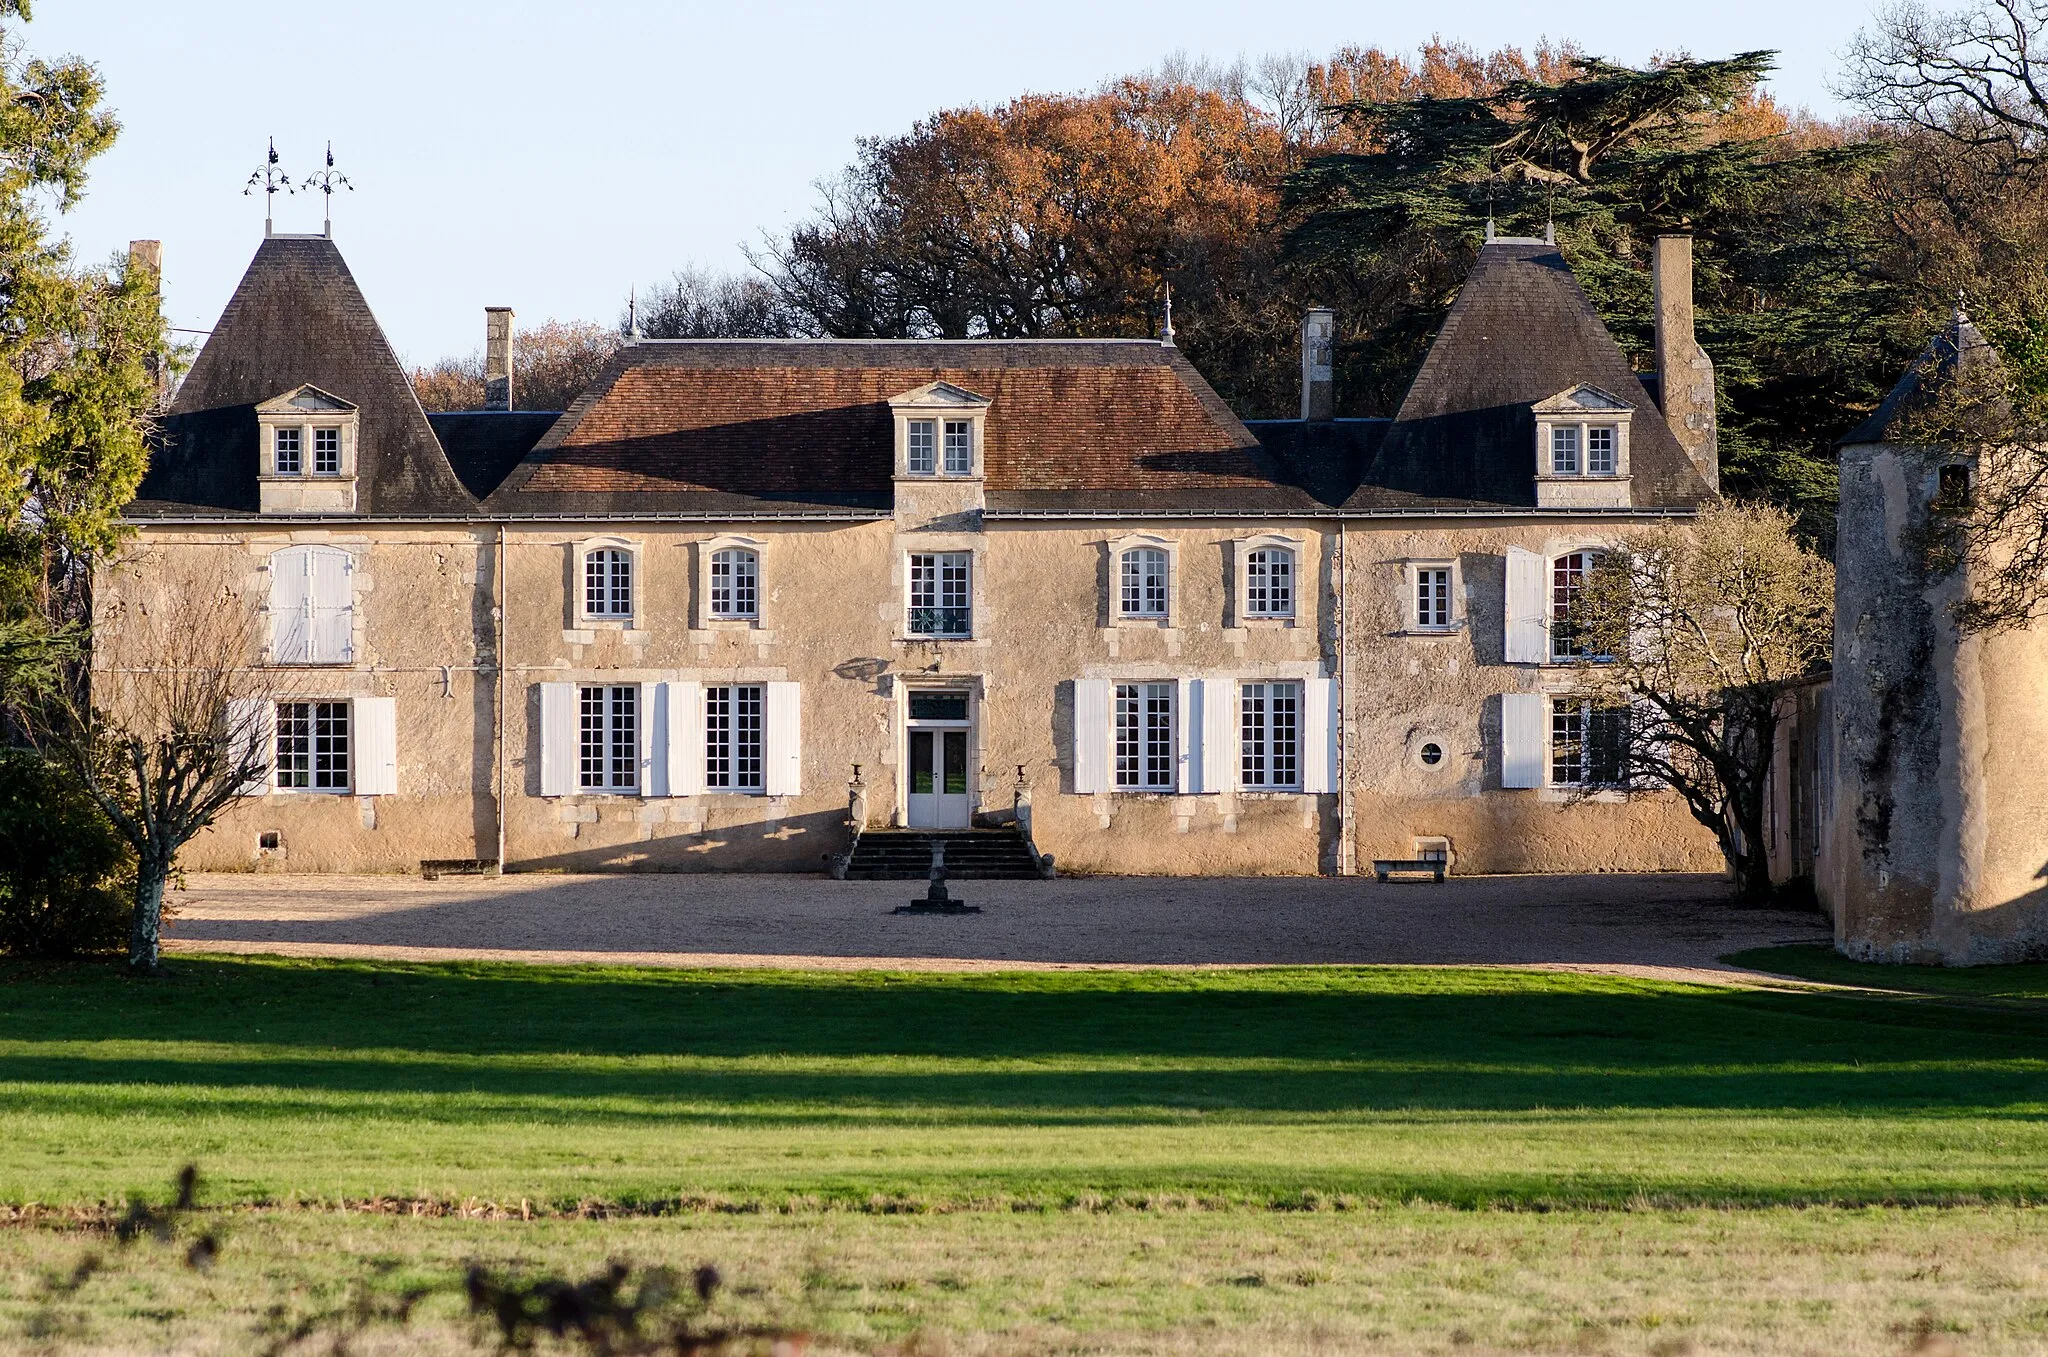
left=1419, top=742, right=1444, bottom=766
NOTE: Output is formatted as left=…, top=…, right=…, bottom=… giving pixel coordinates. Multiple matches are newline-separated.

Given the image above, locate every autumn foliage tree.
left=412, top=320, right=623, bottom=413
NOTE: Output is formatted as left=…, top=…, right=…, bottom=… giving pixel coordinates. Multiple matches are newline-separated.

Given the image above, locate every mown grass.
left=1, top=954, right=2044, bottom=1211
left=1732, top=943, right=2048, bottom=1001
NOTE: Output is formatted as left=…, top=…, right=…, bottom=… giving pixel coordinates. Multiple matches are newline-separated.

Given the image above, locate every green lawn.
left=1, top=954, right=2044, bottom=1212
left=1732, top=942, right=2048, bottom=1000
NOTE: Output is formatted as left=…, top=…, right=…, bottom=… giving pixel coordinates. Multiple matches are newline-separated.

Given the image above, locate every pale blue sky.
left=32, top=0, right=1878, bottom=367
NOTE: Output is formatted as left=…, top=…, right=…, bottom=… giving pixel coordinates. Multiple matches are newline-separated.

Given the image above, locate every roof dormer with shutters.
left=257, top=384, right=361, bottom=514
left=1532, top=384, right=1633, bottom=509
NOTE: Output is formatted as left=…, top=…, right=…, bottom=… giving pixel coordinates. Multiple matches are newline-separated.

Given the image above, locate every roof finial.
left=1160, top=281, right=1175, bottom=346
left=627, top=285, right=640, bottom=340
left=244, top=137, right=292, bottom=237
left=1955, top=287, right=1970, bottom=327
left=301, top=141, right=352, bottom=238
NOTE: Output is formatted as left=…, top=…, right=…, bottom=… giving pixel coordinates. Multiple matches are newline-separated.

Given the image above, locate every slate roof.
left=1840, top=311, right=2007, bottom=446
left=483, top=340, right=1270, bottom=517
left=428, top=411, right=560, bottom=500
left=1351, top=240, right=1713, bottom=511
left=132, top=235, right=474, bottom=518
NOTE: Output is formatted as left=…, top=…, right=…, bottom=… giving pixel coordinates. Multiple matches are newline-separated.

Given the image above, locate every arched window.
left=1244, top=547, right=1295, bottom=619
left=1119, top=547, right=1168, bottom=619
left=269, top=545, right=353, bottom=664
left=1550, top=550, right=1602, bottom=660
left=710, top=547, right=759, bottom=620
left=582, top=546, right=633, bottom=619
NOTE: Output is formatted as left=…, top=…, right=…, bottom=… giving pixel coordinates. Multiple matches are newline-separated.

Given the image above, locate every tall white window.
left=274, top=701, right=350, bottom=791
left=942, top=419, right=973, bottom=474
left=1120, top=548, right=1169, bottom=618
left=1551, top=425, right=1580, bottom=474
left=583, top=547, right=632, bottom=619
left=704, top=684, right=765, bottom=791
left=1551, top=697, right=1628, bottom=787
left=909, top=552, right=971, bottom=637
left=1245, top=548, right=1295, bottom=619
left=1240, top=681, right=1301, bottom=790
left=1114, top=682, right=1176, bottom=789
left=269, top=545, right=353, bottom=665
left=313, top=427, right=341, bottom=475
left=907, top=419, right=937, bottom=474
left=710, top=548, right=758, bottom=619
left=578, top=685, right=637, bottom=791
left=1551, top=550, right=1599, bottom=661
left=274, top=426, right=302, bottom=475
left=1586, top=425, right=1616, bottom=475
left=1415, top=567, right=1452, bottom=629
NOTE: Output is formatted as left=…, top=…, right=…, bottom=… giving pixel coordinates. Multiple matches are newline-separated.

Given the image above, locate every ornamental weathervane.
left=302, top=142, right=353, bottom=237
left=244, top=137, right=291, bottom=236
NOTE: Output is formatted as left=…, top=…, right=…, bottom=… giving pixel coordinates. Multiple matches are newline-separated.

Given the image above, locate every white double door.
left=905, top=693, right=973, bottom=829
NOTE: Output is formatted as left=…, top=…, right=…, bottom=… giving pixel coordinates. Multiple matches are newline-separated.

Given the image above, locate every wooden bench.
left=1372, top=858, right=1447, bottom=883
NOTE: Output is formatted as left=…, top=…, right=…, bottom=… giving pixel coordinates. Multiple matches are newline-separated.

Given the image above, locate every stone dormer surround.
left=1531, top=383, right=1633, bottom=509
left=257, top=384, right=361, bottom=514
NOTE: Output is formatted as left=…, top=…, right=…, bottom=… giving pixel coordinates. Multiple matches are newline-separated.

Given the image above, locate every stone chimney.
left=484, top=306, right=514, bottom=411
left=1300, top=307, right=1335, bottom=421
left=1651, top=235, right=1718, bottom=492
left=129, top=241, right=164, bottom=394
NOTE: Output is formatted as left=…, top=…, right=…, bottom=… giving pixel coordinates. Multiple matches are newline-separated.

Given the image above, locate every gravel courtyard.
left=160, top=871, right=1830, bottom=982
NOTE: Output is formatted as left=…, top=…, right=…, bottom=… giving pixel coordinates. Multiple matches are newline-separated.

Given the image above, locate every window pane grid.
left=578, top=685, right=636, bottom=791
left=274, top=700, right=349, bottom=791
left=1113, top=682, right=1176, bottom=789
left=274, top=427, right=301, bottom=474
left=710, top=549, right=758, bottom=619
left=909, top=552, right=971, bottom=636
left=584, top=548, right=632, bottom=618
left=1416, top=567, right=1451, bottom=628
left=1239, top=681, right=1300, bottom=789
left=1587, top=425, right=1615, bottom=475
left=1552, top=551, right=1593, bottom=660
left=704, top=684, right=765, bottom=790
left=942, top=420, right=972, bottom=474
left=1245, top=548, right=1294, bottom=618
left=1120, top=548, right=1168, bottom=618
left=1551, top=426, right=1580, bottom=474
left=907, top=420, right=936, bottom=474
left=313, top=427, right=340, bottom=474
left=1551, top=697, right=1628, bottom=787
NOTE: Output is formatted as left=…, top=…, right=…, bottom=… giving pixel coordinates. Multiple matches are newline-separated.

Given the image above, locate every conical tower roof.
left=136, top=234, right=473, bottom=516
left=1840, top=308, right=2007, bottom=447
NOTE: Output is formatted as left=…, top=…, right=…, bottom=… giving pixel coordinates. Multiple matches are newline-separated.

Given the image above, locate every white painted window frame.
left=1234, top=533, right=1303, bottom=625
left=906, top=549, right=975, bottom=639
left=1108, top=532, right=1177, bottom=625
left=1406, top=560, right=1458, bottom=633
left=697, top=534, right=767, bottom=628
left=575, top=537, right=639, bottom=626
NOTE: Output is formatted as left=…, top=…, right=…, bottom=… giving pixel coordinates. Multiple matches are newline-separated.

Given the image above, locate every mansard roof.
left=1350, top=240, right=1711, bottom=511
left=132, top=235, right=475, bottom=518
left=484, top=340, right=1286, bottom=517
left=1840, top=309, right=2007, bottom=447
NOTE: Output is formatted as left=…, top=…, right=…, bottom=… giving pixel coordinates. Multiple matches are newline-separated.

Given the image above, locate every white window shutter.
left=539, top=682, right=577, bottom=796
left=353, top=696, right=397, bottom=795
left=1199, top=677, right=1234, bottom=794
left=641, top=683, right=664, bottom=797
left=1176, top=676, right=1198, bottom=793
left=1302, top=677, right=1339, bottom=794
left=1504, top=547, right=1548, bottom=664
left=227, top=696, right=273, bottom=796
left=270, top=549, right=310, bottom=663
left=1073, top=678, right=1110, bottom=793
left=308, top=547, right=354, bottom=663
left=765, top=681, right=802, bottom=796
left=1501, top=692, right=1547, bottom=789
left=664, top=680, right=703, bottom=796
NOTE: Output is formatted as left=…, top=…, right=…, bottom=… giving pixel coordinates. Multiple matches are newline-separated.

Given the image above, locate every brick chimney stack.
left=484, top=307, right=514, bottom=411
left=1300, top=307, right=1335, bottom=421
left=1652, top=235, right=1718, bottom=493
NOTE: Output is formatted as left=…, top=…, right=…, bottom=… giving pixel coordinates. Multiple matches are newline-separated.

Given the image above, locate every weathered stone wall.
left=104, top=513, right=1723, bottom=879
left=1830, top=444, right=2048, bottom=963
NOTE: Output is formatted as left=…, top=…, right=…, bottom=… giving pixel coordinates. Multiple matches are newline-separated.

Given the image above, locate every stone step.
left=843, top=830, right=1044, bottom=881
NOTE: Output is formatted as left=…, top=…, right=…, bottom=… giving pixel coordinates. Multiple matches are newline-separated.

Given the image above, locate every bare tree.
left=632, top=266, right=814, bottom=340
left=1846, top=0, right=2048, bottom=159
left=33, top=555, right=270, bottom=972
left=1566, top=503, right=1835, bottom=898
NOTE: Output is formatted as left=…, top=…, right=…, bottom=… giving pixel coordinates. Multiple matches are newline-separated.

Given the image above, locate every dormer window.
left=257, top=384, right=361, bottom=514
left=1532, top=385, right=1633, bottom=509
left=890, top=381, right=990, bottom=480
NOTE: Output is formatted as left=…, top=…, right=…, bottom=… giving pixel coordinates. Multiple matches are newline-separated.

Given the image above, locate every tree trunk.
left=1733, top=798, right=1775, bottom=901
left=129, top=858, right=168, bottom=972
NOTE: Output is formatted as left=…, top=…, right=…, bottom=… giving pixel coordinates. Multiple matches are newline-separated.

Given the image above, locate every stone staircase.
left=842, top=828, right=1047, bottom=881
